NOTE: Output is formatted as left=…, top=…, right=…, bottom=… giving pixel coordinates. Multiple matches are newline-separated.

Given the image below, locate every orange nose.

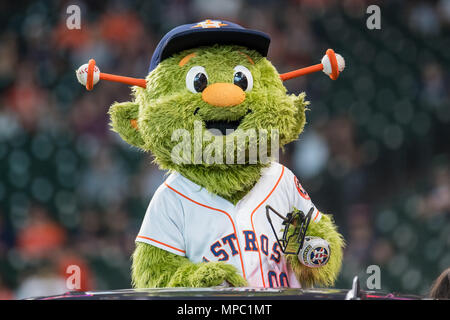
left=201, top=83, right=245, bottom=107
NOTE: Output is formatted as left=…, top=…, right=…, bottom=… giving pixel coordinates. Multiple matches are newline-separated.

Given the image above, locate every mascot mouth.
left=204, top=118, right=242, bottom=135
left=199, top=109, right=252, bottom=136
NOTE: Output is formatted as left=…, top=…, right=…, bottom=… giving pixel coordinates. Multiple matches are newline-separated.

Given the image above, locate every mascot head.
left=76, top=19, right=345, bottom=203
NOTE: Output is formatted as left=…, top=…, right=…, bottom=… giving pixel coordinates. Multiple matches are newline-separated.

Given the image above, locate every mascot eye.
left=233, top=65, right=253, bottom=91
left=186, top=66, right=208, bottom=93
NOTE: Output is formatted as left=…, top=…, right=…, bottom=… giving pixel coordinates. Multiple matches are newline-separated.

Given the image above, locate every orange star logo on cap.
left=191, top=20, right=228, bottom=29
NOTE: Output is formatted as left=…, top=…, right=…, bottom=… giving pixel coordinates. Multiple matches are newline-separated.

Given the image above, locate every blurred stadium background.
left=0, top=0, right=449, bottom=299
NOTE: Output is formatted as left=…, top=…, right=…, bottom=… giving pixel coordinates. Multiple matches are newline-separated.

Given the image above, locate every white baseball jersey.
left=136, top=162, right=322, bottom=288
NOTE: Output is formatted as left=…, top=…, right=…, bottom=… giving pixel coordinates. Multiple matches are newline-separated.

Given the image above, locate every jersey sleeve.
left=136, top=185, right=186, bottom=256
left=287, top=168, right=323, bottom=224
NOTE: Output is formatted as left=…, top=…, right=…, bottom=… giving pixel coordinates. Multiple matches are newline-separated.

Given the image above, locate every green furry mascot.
left=76, top=20, right=346, bottom=289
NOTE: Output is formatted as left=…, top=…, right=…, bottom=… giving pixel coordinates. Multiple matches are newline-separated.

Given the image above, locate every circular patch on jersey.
left=294, top=176, right=310, bottom=200
left=309, top=247, right=329, bottom=266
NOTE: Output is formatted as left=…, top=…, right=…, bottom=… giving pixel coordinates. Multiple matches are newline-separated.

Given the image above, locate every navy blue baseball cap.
left=148, top=19, right=271, bottom=73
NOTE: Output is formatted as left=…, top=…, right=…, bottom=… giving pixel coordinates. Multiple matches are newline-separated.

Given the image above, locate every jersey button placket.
left=236, top=206, right=256, bottom=279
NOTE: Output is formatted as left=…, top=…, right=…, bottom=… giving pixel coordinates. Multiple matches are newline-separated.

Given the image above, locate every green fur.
left=109, top=101, right=145, bottom=148
left=108, top=44, right=343, bottom=288
left=132, top=242, right=247, bottom=288
left=286, top=213, right=345, bottom=288
left=109, top=45, right=308, bottom=203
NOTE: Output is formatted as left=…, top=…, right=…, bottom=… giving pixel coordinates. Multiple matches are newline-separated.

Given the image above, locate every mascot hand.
left=132, top=243, right=247, bottom=288
left=285, top=213, right=345, bottom=288
left=168, top=261, right=248, bottom=288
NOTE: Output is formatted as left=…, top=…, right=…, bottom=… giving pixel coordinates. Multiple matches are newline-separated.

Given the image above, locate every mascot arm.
left=286, top=213, right=345, bottom=288
left=131, top=242, right=247, bottom=288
